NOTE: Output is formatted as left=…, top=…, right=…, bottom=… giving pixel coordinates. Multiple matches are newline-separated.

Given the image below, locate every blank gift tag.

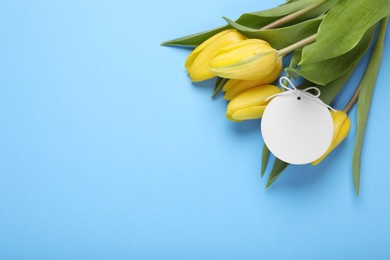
left=261, top=80, right=334, bottom=165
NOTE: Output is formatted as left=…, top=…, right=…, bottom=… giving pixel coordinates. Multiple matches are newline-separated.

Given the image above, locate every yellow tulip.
left=210, top=39, right=282, bottom=81
left=222, top=58, right=282, bottom=100
left=312, top=110, right=351, bottom=165
left=185, top=29, right=246, bottom=82
left=226, top=85, right=281, bottom=122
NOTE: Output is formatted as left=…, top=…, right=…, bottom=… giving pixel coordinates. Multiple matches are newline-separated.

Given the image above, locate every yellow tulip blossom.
left=226, top=85, right=280, bottom=122
left=312, top=110, right=351, bottom=165
left=210, top=39, right=281, bottom=81
left=185, top=29, right=246, bottom=82
left=222, top=58, right=282, bottom=100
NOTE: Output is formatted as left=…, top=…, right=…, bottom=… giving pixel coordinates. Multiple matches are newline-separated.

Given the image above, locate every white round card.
left=261, top=93, right=334, bottom=165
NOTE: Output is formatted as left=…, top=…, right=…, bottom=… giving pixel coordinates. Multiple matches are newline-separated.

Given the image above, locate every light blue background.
left=0, top=0, right=389, bottom=259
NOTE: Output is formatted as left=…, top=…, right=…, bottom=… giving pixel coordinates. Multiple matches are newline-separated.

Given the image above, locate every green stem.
left=278, top=34, right=317, bottom=57
left=261, top=0, right=325, bottom=30
left=343, top=85, right=361, bottom=113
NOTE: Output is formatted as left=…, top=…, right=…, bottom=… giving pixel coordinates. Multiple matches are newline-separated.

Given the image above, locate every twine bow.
left=266, top=77, right=336, bottom=112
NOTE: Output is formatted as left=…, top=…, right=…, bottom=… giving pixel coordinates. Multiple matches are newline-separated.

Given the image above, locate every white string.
left=265, top=77, right=336, bottom=112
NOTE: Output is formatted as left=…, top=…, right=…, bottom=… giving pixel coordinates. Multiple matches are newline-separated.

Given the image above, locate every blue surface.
left=0, top=0, right=389, bottom=259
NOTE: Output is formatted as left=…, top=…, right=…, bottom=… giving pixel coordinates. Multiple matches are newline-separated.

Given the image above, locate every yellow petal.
left=185, top=30, right=246, bottom=82
left=332, top=112, right=351, bottom=148
left=210, top=39, right=271, bottom=67
left=262, top=57, right=282, bottom=83
left=209, top=39, right=279, bottom=80
left=224, top=79, right=265, bottom=100
left=223, top=58, right=282, bottom=100
left=226, top=85, right=280, bottom=121
left=185, top=30, right=232, bottom=70
left=311, top=111, right=351, bottom=165
left=228, top=85, right=280, bottom=110
left=228, top=106, right=266, bottom=121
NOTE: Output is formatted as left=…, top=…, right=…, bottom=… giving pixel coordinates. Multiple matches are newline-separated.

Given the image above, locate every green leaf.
left=161, top=26, right=229, bottom=47
left=212, top=78, right=228, bottom=99
left=282, top=49, right=302, bottom=86
left=283, top=48, right=303, bottom=79
left=238, top=0, right=339, bottom=28
left=161, top=0, right=327, bottom=47
left=265, top=159, right=289, bottom=188
left=234, top=0, right=319, bottom=28
left=224, top=16, right=323, bottom=49
left=353, top=18, right=388, bottom=196
left=301, top=0, right=390, bottom=64
left=289, top=49, right=302, bottom=69
left=214, top=77, right=223, bottom=89
left=286, top=25, right=376, bottom=85
left=261, top=144, right=270, bottom=177
left=316, top=62, right=360, bottom=105
left=246, top=0, right=317, bottom=17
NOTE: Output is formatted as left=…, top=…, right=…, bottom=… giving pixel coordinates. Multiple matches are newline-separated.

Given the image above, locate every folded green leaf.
left=290, top=49, right=302, bottom=69
left=301, top=0, right=390, bottom=64
left=212, top=78, right=228, bottom=99
left=261, top=144, right=270, bottom=177
left=266, top=159, right=289, bottom=188
left=161, top=26, right=229, bottom=47
left=286, top=25, right=376, bottom=85
left=281, top=49, right=303, bottom=87
left=224, top=16, right=323, bottom=49
left=353, top=18, right=388, bottom=196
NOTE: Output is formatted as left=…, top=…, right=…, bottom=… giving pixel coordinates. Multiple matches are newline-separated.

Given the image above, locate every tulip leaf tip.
left=212, top=77, right=228, bottom=99
left=261, top=144, right=270, bottom=177
left=354, top=181, right=360, bottom=196
left=265, top=179, right=274, bottom=189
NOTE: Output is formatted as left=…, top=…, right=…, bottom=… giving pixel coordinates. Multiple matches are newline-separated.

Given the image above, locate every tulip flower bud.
left=210, top=39, right=282, bottom=81
left=185, top=30, right=246, bottom=82
left=223, top=58, right=282, bottom=100
left=226, top=85, right=281, bottom=122
left=312, top=110, right=351, bottom=165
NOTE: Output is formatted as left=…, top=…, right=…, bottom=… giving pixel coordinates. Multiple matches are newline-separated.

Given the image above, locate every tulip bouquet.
left=162, top=0, right=389, bottom=194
